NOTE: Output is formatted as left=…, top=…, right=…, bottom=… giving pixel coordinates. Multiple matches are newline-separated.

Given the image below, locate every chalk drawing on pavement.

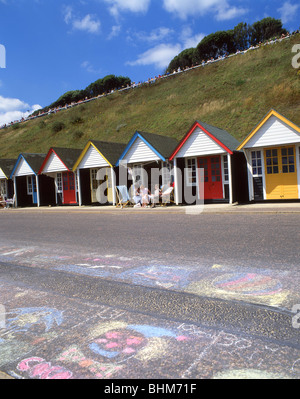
left=185, top=270, right=290, bottom=307
left=178, top=323, right=298, bottom=379
left=118, top=265, right=194, bottom=289
left=17, top=357, right=73, bottom=379
left=4, top=307, right=63, bottom=334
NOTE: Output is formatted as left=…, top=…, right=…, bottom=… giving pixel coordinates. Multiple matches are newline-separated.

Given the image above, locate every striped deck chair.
left=161, top=186, right=174, bottom=206
left=115, top=186, right=132, bottom=208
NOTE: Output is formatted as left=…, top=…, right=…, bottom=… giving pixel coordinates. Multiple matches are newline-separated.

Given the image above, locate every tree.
left=49, top=90, right=84, bottom=109
left=196, top=30, right=235, bottom=61
left=250, top=17, right=287, bottom=45
left=233, top=22, right=251, bottom=50
left=85, top=75, right=131, bottom=98
left=167, top=48, right=197, bottom=73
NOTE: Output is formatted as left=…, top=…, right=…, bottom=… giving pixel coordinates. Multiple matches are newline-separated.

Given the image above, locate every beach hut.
left=170, top=121, right=248, bottom=204
left=73, top=140, right=127, bottom=206
left=38, top=147, right=82, bottom=205
left=115, top=131, right=178, bottom=194
left=10, top=153, right=54, bottom=207
left=0, top=159, right=16, bottom=201
left=237, top=109, right=300, bottom=201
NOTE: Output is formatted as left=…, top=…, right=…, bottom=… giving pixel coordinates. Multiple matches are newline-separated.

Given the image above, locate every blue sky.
left=0, top=0, right=299, bottom=126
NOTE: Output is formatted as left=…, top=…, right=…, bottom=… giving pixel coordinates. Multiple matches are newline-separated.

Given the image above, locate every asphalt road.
left=0, top=210, right=300, bottom=382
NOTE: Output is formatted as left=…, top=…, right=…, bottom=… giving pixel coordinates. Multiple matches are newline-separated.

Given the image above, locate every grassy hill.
left=1, top=34, right=300, bottom=159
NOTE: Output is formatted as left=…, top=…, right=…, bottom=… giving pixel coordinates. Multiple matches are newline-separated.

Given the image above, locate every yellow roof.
left=237, top=109, right=300, bottom=151
left=73, top=141, right=112, bottom=171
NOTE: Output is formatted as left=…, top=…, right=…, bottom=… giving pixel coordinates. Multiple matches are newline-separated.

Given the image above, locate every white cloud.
left=63, top=5, right=73, bottom=24
left=180, top=26, right=205, bottom=48
left=104, top=0, right=151, bottom=18
left=215, top=4, right=248, bottom=20
left=108, top=25, right=121, bottom=39
left=63, top=6, right=101, bottom=34
left=81, top=60, right=102, bottom=74
left=126, top=43, right=182, bottom=69
left=126, top=25, right=206, bottom=71
left=162, top=0, right=247, bottom=20
left=73, top=14, right=101, bottom=33
left=127, top=27, right=174, bottom=43
left=278, top=1, right=300, bottom=24
left=0, top=96, right=42, bottom=126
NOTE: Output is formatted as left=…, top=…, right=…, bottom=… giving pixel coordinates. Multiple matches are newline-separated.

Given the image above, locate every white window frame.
left=27, top=176, right=33, bottom=195
left=0, top=180, right=7, bottom=197
left=162, top=161, right=171, bottom=187
left=251, top=150, right=263, bottom=177
left=90, top=168, right=99, bottom=191
left=56, top=173, right=63, bottom=193
left=222, top=155, right=229, bottom=183
left=185, top=158, right=197, bottom=187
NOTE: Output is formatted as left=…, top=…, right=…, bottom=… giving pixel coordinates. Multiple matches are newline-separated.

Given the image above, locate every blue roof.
left=116, top=131, right=178, bottom=167
left=10, top=153, right=46, bottom=178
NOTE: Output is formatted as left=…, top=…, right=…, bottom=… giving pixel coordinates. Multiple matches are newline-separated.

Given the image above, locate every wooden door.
left=265, top=146, right=298, bottom=199
left=62, top=172, right=77, bottom=204
left=90, top=168, right=112, bottom=204
left=32, top=177, right=38, bottom=204
left=90, top=168, right=98, bottom=203
left=198, top=156, right=223, bottom=200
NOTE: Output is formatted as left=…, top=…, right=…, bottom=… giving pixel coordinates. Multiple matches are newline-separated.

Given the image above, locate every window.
left=27, top=176, right=33, bottom=194
left=0, top=180, right=7, bottom=196
left=91, top=169, right=99, bottom=190
left=251, top=151, right=262, bottom=176
left=265, top=147, right=296, bottom=175
left=265, top=149, right=279, bottom=175
left=185, top=158, right=197, bottom=186
left=281, top=147, right=295, bottom=174
left=210, top=157, right=221, bottom=182
left=56, top=173, right=62, bottom=193
left=162, top=161, right=171, bottom=186
left=69, top=173, right=75, bottom=191
left=198, top=158, right=208, bottom=183
left=223, top=156, right=229, bottom=182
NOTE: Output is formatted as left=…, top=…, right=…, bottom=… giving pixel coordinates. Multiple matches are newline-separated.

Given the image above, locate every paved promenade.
left=3, top=202, right=300, bottom=214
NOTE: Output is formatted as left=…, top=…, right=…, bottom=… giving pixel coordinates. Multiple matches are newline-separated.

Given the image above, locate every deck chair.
left=115, top=186, right=132, bottom=208
left=0, top=197, right=6, bottom=208
left=5, top=194, right=16, bottom=208
left=161, top=186, right=174, bottom=206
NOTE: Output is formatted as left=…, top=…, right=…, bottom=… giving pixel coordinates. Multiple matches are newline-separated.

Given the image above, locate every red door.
left=62, top=172, right=77, bottom=204
left=198, top=156, right=223, bottom=200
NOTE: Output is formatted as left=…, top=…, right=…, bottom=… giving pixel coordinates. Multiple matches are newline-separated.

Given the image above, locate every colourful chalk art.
left=0, top=292, right=299, bottom=379
left=185, top=270, right=291, bottom=307
left=0, top=244, right=298, bottom=310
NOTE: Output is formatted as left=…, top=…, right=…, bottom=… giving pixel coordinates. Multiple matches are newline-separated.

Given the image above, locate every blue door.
left=32, top=177, right=37, bottom=204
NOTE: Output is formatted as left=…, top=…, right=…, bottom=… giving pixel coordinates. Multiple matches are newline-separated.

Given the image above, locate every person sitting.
left=150, top=184, right=162, bottom=208
left=140, top=185, right=150, bottom=208
left=161, top=183, right=174, bottom=205
left=133, top=185, right=142, bottom=207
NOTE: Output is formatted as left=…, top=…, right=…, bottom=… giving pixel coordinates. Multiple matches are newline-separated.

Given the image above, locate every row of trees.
left=167, top=18, right=288, bottom=73
left=36, top=74, right=131, bottom=114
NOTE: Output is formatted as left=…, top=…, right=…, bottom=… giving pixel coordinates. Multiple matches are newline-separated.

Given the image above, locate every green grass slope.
left=1, top=34, right=300, bottom=159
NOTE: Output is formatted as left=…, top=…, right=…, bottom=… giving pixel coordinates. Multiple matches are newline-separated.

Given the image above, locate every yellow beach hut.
left=73, top=140, right=126, bottom=206
left=237, top=110, right=300, bottom=201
